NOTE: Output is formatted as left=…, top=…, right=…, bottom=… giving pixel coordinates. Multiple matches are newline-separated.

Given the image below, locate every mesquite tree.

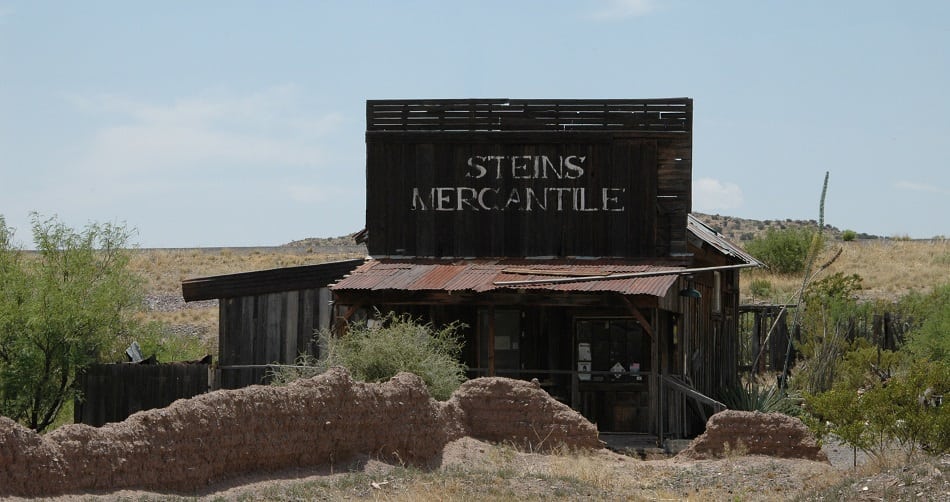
left=0, top=214, right=143, bottom=432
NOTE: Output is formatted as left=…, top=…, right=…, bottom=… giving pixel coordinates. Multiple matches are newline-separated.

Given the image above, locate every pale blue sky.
left=1, top=1, right=948, bottom=247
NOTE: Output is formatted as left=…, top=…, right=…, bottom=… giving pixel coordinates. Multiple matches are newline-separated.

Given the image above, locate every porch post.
left=488, top=305, right=496, bottom=377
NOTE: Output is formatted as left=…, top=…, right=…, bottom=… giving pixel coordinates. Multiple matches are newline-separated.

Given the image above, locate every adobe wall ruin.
left=0, top=368, right=600, bottom=497
left=676, top=410, right=829, bottom=462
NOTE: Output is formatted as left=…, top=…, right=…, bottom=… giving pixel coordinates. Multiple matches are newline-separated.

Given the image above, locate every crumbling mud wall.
left=454, top=378, right=601, bottom=451
left=676, top=410, right=828, bottom=462
left=0, top=368, right=598, bottom=497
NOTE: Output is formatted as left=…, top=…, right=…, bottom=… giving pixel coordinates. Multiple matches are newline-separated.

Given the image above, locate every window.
left=575, top=318, right=649, bottom=381
left=713, top=271, right=722, bottom=313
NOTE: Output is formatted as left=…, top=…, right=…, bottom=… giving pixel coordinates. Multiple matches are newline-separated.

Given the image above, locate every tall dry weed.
left=742, top=240, right=950, bottom=303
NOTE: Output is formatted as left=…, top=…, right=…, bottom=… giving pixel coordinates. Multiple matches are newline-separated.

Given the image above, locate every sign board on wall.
left=364, top=99, right=693, bottom=259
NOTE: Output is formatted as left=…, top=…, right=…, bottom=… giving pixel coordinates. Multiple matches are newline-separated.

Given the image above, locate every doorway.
left=575, top=317, right=651, bottom=432
left=478, top=308, right=521, bottom=377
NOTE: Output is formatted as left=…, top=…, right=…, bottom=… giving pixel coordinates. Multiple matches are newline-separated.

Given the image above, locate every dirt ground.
left=30, top=437, right=949, bottom=501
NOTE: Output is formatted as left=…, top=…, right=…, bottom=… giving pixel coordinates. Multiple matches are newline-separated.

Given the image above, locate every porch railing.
left=659, top=374, right=727, bottom=440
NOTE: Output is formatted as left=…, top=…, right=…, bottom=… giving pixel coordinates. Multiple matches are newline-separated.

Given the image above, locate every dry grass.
left=130, top=239, right=946, bottom=304
left=95, top=442, right=852, bottom=501
left=741, top=239, right=950, bottom=303
left=140, top=308, right=218, bottom=328
left=130, top=248, right=365, bottom=294
left=129, top=247, right=364, bottom=357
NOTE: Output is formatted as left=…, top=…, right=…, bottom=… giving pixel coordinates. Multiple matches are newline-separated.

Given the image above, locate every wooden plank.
left=284, top=291, right=299, bottom=363
left=317, top=287, right=332, bottom=332
left=367, top=98, right=692, bottom=132
left=76, top=363, right=210, bottom=426
left=301, top=289, right=316, bottom=356
left=264, top=293, right=282, bottom=364
left=218, top=300, right=229, bottom=366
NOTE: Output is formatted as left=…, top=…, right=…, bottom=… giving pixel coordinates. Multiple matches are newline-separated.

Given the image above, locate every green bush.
left=841, top=230, right=857, bottom=242
left=794, top=272, right=873, bottom=393
left=903, top=283, right=950, bottom=363
left=805, top=357, right=950, bottom=455
left=749, top=278, right=773, bottom=299
left=791, top=273, right=865, bottom=394
left=272, top=312, right=467, bottom=400
left=744, top=227, right=822, bottom=275
left=134, top=322, right=210, bottom=363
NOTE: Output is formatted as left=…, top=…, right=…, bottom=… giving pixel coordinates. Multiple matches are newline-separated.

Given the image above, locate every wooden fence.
left=75, top=361, right=210, bottom=426
left=739, top=305, right=913, bottom=373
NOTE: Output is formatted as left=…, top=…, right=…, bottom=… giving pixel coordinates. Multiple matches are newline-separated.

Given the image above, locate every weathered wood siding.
left=680, top=269, right=741, bottom=397
left=218, top=288, right=332, bottom=389
left=75, top=362, right=210, bottom=427
left=365, top=99, right=692, bottom=259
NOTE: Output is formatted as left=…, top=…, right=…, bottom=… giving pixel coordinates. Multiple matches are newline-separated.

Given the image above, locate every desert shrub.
left=272, top=312, right=467, bottom=400
left=718, top=381, right=800, bottom=415
left=749, top=278, right=773, bottom=299
left=903, top=283, right=950, bottom=363
left=841, top=229, right=857, bottom=242
left=134, top=322, right=210, bottom=362
left=744, top=227, right=822, bottom=275
left=806, top=356, right=950, bottom=456
left=793, top=273, right=864, bottom=394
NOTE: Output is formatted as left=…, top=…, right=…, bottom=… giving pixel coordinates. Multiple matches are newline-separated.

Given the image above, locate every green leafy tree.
left=745, top=227, right=822, bottom=275
left=0, top=214, right=144, bottom=431
left=273, top=312, right=467, bottom=400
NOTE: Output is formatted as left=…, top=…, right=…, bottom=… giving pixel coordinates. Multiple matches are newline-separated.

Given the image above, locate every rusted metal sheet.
left=411, top=264, right=470, bottom=290
left=331, top=259, right=681, bottom=297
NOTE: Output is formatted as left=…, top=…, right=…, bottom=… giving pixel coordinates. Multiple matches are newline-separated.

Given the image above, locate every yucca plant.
left=718, top=380, right=801, bottom=415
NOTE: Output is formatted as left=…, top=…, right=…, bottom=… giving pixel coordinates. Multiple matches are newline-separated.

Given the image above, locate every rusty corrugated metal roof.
left=688, top=214, right=764, bottom=266
left=331, top=259, right=681, bottom=297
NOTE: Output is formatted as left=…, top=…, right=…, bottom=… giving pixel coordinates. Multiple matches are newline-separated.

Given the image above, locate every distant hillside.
left=691, top=213, right=879, bottom=244
left=283, top=216, right=879, bottom=252
left=282, top=235, right=367, bottom=254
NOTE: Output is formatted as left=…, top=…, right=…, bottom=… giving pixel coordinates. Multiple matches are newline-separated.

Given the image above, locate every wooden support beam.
left=622, top=295, right=656, bottom=340
left=333, top=303, right=363, bottom=336
left=340, top=304, right=361, bottom=322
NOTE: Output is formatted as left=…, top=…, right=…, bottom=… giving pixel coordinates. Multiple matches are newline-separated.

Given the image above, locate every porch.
left=330, top=258, right=727, bottom=439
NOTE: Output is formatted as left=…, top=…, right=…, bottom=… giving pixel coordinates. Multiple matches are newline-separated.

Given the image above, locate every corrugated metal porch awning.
left=330, top=259, right=682, bottom=297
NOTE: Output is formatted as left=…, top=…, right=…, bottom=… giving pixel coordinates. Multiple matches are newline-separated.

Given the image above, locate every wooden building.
left=329, top=99, right=762, bottom=437
left=182, top=259, right=364, bottom=388
left=180, top=98, right=761, bottom=438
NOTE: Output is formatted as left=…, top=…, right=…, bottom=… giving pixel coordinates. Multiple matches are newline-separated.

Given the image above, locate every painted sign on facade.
left=410, top=155, right=627, bottom=213
left=366, top=138, right=658, bottom=258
